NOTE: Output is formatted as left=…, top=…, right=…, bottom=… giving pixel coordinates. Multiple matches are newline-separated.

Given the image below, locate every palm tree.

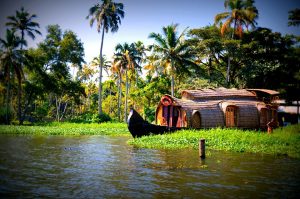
left=215, top=0, right=258, bottom=85
left=114, top=42, right=141, bottom=122
left=143, top=54, right=160, bottom=77
left=6, top=7, right=42, bottom=50
left=6, top=7, right=41, bottom=124
left=77, top=64, right=97, bottom=112
left=90, top=55, right=111, bottom=77
left=0, top=29, right=25, bottom=124
left=133, top=41, right=146, bottom=86
left=87, top=0, right=124, bottom=115
left=149, top=24, right=196, bottom=96
left=111, top=58, right=123, bottom=121
left=244, top=0, right=258, bottom=31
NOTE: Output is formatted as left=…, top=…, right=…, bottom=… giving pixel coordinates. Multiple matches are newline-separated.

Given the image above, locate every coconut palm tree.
left=215, top=0, right=258, bottom=85
left=111, top=58, right=122, bottom=121
left=114, top=42, right=141, bottom=122
left=90, top=55, right=111, bottom=77
left=243, top=0, right=258, bottom=31
left=87, top=0, right=124, bottom=115
left=6, top=7, right=41, bottom=50
left=6, top=7, right=41, bottom=124
left=133, top=41, right=146, bottom=86
left=149, top=24, right=196, bottom=97
left=143, top=54, right=161, bottom=77
left=0, top=29, right=25, bottom=124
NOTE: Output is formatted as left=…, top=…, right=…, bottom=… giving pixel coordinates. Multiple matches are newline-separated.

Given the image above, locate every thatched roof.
left=181, top=88, right=256, bottom=100
left=246, top=89, right=279, bottom=96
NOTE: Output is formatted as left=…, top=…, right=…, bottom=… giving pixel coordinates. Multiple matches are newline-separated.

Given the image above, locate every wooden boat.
left=127, top=108, right=181, bottom=138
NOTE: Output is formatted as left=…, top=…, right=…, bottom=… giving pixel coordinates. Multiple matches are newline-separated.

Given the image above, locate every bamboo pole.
left=199, top=139, right=205, bottom=159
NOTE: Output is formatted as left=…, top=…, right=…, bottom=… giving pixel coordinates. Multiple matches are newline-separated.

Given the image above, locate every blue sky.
left=1, top=0, right=300, bottom=64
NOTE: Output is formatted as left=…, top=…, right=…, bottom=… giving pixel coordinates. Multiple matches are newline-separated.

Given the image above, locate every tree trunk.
left=20, top=89, right=34, bottom=124
left=171, top=62, right=175, bottom=97
left=60, top=102, right=68, bottom=121
left=21, top=31, right=24, bottom=50
left=17, top=80, right=23, bottom=125
left=208, top=57, right=212, bottom=83
left=109, top=88, right=112, bottom=114
left=297, top=100, right=299, bottom=124
left=98, top=25, right=105, bottom=115
left=226, top=57, right=231, bottom=86
left=56, top=96, right=60, bottom=122
left=136, top=69, right=139, bottom=87
left=87, top=92, right=91, bottom=111
left=117, top=73, right=122, bottom=122
left=5, top=75, right=11, bottom=125
left=124, top=69, right=128, bottom=122
left=226, top=19, right=237, bottom=87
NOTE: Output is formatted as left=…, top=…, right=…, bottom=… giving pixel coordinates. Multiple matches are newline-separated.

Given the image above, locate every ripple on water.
left=0, top=135, right=299, bottom=198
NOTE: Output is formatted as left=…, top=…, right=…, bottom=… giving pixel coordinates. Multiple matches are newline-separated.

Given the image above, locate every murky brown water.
left=0, top=135, right=299, bottom=198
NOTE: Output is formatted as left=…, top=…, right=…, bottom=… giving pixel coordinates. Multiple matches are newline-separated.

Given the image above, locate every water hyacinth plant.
left=128, top=124, right=300, bottom=158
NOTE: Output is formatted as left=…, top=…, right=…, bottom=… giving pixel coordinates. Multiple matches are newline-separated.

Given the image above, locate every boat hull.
left=127, top=109, right=180, bottom=138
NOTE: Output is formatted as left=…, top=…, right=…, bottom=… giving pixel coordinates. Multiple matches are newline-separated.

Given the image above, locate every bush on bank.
left=0, top=122, right=128, bottom=136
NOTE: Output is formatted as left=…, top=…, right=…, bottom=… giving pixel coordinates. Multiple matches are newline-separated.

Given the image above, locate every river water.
left=0, top=135, right=299, bottom=198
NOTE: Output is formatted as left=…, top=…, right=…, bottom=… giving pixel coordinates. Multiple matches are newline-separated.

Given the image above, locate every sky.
left=1, top=0, right=300, bottom=64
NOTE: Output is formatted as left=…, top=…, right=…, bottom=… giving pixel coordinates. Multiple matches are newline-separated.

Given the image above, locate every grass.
left=128, top=124, right=300, bottom=159
left=1, top=122, right=299, bottom=158
left=0, top=122, right=130, bottom=136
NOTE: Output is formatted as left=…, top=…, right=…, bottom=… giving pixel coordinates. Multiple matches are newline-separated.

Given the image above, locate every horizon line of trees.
left=1, top=0, right=299, bottom=125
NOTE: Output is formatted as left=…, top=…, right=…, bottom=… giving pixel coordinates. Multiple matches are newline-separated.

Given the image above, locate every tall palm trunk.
left=17, top=79, right=23, bottom=124
left=226, top=56, right=231, bottom=85
left=21, top=30, right=24, bottom=50
left=98, top=25, right=105, bottom=115
left=117, top=73, right=122, bottom=122
left=124, top=69, right=128, bottom=122
left=5, top=72, right=11, bottom=124
left=171, top=75, right=175, bottom=97
left=18, top=30, right=24, bottom=124
left=171, top=61, right=175, bottom=97
left=226, top=19, right=237, bottom=87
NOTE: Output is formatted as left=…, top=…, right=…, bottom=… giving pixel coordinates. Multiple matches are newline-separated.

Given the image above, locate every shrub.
left=68, top=112, right=112, bottom=123
left=93, top=112, right=112, bottom=123
left=0, top=106, right=12, bottom=124
left=144, top=107, right=155, bottom=123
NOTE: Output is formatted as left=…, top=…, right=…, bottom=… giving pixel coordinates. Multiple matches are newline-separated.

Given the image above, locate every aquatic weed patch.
left=0, top=122, right=130, bottom=136
left=128, top=124, right=300, bottom=158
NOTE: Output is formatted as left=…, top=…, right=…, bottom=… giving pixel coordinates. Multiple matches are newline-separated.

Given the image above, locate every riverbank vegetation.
left=0, top=122, right=129, bottom=136
left=1, top=123, right=299, bottom=158
left=128, top=124, right=300, bottom=159
left=1, top=0, right=299, bottom=125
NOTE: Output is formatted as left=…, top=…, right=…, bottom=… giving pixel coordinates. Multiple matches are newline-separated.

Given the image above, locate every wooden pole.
left=199, top=139, right=205, bottom=159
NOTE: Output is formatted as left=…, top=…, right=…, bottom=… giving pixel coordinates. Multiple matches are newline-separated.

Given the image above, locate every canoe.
left=127, top=108, right=181, bottom=138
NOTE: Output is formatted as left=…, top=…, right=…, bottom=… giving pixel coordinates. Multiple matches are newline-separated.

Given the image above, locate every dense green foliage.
left=0, top=122, right=128, bottom=136
left=128, top=124, right=300, bottom=158
left=0, top=0, right=299, bottom=125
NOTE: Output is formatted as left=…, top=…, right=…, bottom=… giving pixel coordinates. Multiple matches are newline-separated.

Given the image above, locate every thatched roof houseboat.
left=155, top=88, right=279, bottom=130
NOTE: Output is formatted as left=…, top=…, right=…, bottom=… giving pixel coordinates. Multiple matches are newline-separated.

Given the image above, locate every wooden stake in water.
left=199, top=139, right=205, bottom=159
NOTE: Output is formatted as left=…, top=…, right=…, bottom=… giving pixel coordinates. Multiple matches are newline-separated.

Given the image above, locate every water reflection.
left=0, top=135, right=299, bottom=198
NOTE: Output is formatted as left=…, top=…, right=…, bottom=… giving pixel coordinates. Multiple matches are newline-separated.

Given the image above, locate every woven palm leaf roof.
left=181, top=88, right=256, bottom=100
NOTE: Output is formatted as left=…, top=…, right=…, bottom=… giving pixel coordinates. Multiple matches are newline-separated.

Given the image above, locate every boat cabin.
left=155, top=88, right=279, bottom=130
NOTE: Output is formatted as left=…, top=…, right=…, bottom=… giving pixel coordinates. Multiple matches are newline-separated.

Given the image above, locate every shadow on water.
left=0, top=135, right=299, bottom=198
